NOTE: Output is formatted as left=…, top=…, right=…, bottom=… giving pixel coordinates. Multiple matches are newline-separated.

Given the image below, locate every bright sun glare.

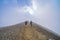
left=27, top=0, right=37, bottom=15
left=27, top=7, right=34, bottom=15
left=17, top=0, right=37, bottom=15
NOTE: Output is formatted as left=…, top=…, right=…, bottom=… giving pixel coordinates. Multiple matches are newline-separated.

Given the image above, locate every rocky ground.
left=0, top=22, right=60, bottom=40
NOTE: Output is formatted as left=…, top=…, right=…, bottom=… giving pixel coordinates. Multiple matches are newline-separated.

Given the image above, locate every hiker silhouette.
left=30, top=21, right=32, bottom=26
left=25, top=21, right=28, bottom=25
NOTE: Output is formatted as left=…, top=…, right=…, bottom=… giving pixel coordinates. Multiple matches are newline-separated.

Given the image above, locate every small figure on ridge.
left=30, top=21, right=32, bottom=26
left=25, top=21, right=28, bottom=25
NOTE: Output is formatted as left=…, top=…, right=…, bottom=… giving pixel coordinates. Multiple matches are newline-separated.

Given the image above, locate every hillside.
left=0, top=22, right=60, bottom=40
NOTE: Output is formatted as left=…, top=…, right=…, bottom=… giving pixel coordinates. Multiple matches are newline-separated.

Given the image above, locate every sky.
left=0, top=0, right=60, bottom=35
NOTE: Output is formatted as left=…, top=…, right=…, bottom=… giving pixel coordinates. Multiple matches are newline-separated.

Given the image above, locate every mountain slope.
left=0, top=22, right=60, bottom=40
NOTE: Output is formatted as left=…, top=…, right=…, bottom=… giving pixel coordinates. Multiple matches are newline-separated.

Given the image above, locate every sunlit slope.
left=0, top=22, right=60, bottom=40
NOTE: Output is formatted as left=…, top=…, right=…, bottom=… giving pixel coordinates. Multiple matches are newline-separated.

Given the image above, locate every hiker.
left=25, top=21, right=28, bottom=25
left=30, top=21, right=32, bottom=26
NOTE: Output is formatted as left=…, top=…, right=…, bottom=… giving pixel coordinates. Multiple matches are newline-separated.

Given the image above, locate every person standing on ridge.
left=30, top=21, right=32, bottom=26
left=25, top=21, right=28, bottom=25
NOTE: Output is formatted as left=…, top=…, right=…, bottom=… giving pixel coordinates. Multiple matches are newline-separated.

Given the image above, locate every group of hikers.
left=25, top=21, right=32, bottom=26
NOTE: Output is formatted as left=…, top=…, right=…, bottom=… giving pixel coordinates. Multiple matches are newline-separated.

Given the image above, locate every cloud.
left=31, top=0, right=52, bottom=17
left=1, top=0, right=33, bottom=27
left=30, top=0, right=60, bottom=35
left=30, top=0, right=56, bottom=21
